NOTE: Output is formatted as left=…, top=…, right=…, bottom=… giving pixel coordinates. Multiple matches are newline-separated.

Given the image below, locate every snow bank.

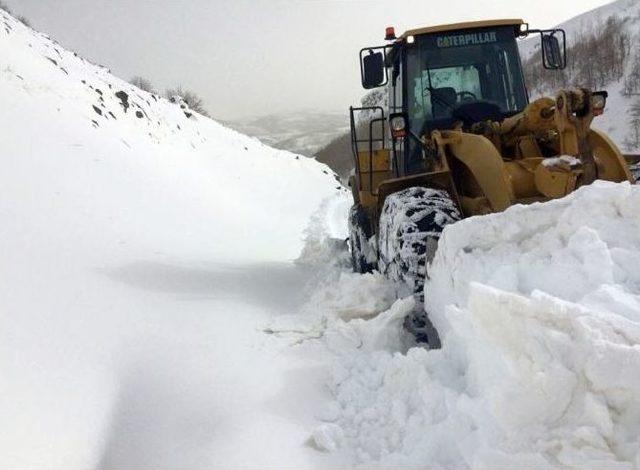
left=317, top=181, right=640, bottom=469
left=426, top=181, right=640, bottom=324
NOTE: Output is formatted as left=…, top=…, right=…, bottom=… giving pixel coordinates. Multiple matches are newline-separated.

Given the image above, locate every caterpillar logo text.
left=436, top=31, right=497, bottom=48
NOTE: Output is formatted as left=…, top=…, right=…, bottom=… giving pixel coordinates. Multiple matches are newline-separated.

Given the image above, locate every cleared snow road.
left=94, top=260, right=339, bottom=470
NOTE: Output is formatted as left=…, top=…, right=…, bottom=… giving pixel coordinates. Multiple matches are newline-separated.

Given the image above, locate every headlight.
left=390, top=116, right=406, bottom=132
left=591, top=92, right=607, bottom=116
left=390, top=114, right=407, bottom=138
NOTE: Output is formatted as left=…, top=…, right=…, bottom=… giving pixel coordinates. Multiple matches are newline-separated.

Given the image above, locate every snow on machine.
left=345, top=20, right=637, bottom=344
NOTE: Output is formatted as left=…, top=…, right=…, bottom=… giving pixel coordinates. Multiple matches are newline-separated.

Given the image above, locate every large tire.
left=348, top=204, right=377, bottom=273
left=378, top=187, right=461, bottom=295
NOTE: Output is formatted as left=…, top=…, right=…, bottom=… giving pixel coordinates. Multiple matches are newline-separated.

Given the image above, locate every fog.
left=4, top=0, right=615, bottom=120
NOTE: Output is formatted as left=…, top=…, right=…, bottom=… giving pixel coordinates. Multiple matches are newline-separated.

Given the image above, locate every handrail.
left=349, top=106, right=386, bottom=193
left=369, top=117, right=385, bottom=195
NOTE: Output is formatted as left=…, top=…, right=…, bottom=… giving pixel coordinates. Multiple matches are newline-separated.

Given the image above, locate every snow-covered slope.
left=520, top=0, right=640, bottom=151
left=0, top=9, right=348, bottom=263
left=524, top=0, right=640, bottom=55
left=0, top=9, right=351, bottom=470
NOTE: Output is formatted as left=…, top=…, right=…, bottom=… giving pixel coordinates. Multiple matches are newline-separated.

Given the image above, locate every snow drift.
left=317, top=181, right=640, bottom=469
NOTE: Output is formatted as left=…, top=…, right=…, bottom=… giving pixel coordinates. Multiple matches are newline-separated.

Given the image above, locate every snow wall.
left=317, top=181, right=640, bottom=470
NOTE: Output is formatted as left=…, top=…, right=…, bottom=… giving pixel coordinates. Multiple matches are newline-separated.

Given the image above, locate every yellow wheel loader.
left=346, top=20, right=636, bottom=344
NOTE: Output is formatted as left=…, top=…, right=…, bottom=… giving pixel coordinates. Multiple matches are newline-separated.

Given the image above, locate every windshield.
left=406, top=26, right=528, bottom=135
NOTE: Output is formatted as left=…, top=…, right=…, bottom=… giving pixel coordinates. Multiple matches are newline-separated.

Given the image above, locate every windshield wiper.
left=422, top=83, right=457, bottom=113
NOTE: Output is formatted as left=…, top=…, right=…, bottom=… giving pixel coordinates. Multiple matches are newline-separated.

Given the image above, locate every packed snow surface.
left=317, top=181, right=640, bottom=469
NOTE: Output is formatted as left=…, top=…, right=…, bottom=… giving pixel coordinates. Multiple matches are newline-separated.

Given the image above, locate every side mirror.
left=360, top=48, right=387, bottom=89
left=541, top=31, right=566, bottom=70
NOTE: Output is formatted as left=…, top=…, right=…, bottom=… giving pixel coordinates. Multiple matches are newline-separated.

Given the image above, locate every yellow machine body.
left=354, top=89, right=634, bottom=221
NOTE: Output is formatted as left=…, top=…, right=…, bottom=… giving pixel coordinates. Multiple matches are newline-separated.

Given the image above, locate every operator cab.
left=399, top=24, right=529, bottom=172
left=355, top=20, right=566, bottom=176
left=401, top=25, right=527, bottom=130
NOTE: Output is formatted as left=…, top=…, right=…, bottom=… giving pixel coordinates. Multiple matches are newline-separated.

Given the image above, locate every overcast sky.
left=4, top=0, right=615, bottom=120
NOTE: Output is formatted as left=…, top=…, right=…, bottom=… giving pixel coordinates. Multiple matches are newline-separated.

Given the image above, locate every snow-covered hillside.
left=520, top=0, right=640, bottom=151
left=0, top=9, right=352, bottom=469
left=521, top=0, right=640, bottom=59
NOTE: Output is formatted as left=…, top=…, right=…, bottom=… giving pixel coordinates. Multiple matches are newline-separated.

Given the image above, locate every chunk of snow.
left=541, top=155, right=582, bottom=168
left=312, top=423, right=345, bottom=452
